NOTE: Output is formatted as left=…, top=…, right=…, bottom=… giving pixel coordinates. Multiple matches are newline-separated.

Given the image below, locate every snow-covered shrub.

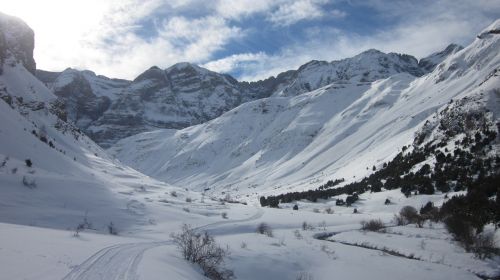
left=171, top=224, right=234, bottom=280
left=296, top=272, right=314, bottom=280
left=393, top=214, right=406, bottom=226
left=185, top=197, right=192, bottom=203
left=22, top=176, right=36, bottom=188
left=320, top=244, right=336, bottom=258
left=419, top=201, right=440, bottom=222
left=293, top=230, right=303, bottom=239
left=472, top=232, right=498, bottom=259
left=170, top=191, right=177, bottom=197
left=0, top=156, right=8, bottom=168
left=324, top=207, right=333, bottom=214
left=318, top=221, right=327, bottom=231
left=221, top=212, right=228, bottom=219
left=107, top=222, right=118, bottom=235
left=302, top=221, right=315, bottom=231
left=444, top=215, right=474, bottom=250
left=360, top=219, right=384, bottom=232
left=256, top=222, right=273, bottom=237
left=25, top=159, right=32, bottom=167
left=74, top=223, right=85, bottom=237
left=74, top=212, right=92, bottom=236
left=399, top=206, right=420, bottom=225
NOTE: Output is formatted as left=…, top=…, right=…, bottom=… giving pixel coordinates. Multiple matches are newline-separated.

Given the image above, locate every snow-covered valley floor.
left=2, top=188, right=498, bottom=280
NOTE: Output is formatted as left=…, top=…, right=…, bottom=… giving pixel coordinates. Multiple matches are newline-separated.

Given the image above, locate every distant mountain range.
left=36, top=42, right=462, bottom=147
left=109, top=21, right=499, bottom=196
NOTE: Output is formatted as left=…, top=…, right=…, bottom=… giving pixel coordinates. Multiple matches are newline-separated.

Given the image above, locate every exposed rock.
left=0, top=12, right=36, bottom=74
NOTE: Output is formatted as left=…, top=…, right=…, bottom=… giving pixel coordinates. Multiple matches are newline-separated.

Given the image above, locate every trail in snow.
left=61, top=206, right=264, bottom=280
left=195, top=205, right=264, bottom=232
left=62, top=242, right=169, bottom=280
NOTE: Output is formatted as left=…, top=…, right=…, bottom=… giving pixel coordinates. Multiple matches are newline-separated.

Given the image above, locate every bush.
left=472, top=232, right=499, bottom=259
left=171, top=224, right=233, bottom=280
left=324, top=207, right=333, bottom=214
left=293, top=229, right=303, bottom=239
left=22, top=176, right=36, bottom=188
left=296, top=272, right=314, bottom=280
left=293, top=204, right=299, bottom=210
left=384, top=198, right=391, bottom=205
left=25, top=159, right=32, bottom=167
left=399, top=206, right=420, bottom=224
left=170, top=191, right=177, bottom=197
left=444, top=215, right=474, bottom=250
left=185, top=197, right=192, bottom=203
left=393, top=214, right=406, bottom=226
left=221, top=212, right=228, bottom=219
left=302, top=221, right=314, bottom=231
left=360, top=219, right=384, bottom=231
left=108, top=222, right=118, bottom=235
left=420, top=201, right=440, bottom=222
left=256, top=223, right=273, bottom=237
left=335, top=199, right=345, bottom=206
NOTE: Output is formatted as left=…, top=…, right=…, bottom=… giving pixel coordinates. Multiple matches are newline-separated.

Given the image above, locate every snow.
left=110, top=24, right=500, bottom=198
left=1, top=14, right=499, bottom=280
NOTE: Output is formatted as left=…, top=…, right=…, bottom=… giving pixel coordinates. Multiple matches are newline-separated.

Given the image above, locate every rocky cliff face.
left=37, top=41, right=459, bottom=147
left=0, top=12, right=36, bottom=74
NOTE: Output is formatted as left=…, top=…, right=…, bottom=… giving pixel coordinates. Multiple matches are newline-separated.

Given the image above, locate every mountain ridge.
left=36, top=46, right=459, bottom=147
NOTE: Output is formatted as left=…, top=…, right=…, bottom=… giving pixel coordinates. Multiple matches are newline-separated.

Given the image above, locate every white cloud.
left=268, top=0, right=328, bottom=26
left=202, top=0, right=499, bottom=81
left=2, top=0, right=497, bottom=82
left=215, top=0, right=282, bottom=20
left=202, top=52, right=269, bottom=73
left=1, top=0, right=246, bottom=79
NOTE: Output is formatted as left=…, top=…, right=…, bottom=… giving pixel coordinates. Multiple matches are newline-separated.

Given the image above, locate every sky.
left=2, top=0, right=499, bottom=81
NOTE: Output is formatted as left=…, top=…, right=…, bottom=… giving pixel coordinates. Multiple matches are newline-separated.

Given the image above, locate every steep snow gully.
left=62, top=207, right=264, bottom=280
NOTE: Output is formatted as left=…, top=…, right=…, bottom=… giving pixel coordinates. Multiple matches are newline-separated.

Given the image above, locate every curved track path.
left=62, top=206, right=264, bottom=280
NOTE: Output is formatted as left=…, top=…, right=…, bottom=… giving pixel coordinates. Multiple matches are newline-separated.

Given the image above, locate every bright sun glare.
left=2, top=0, right=111, bottom=70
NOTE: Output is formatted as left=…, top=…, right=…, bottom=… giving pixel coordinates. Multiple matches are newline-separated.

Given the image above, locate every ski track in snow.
left=62, top=242, right=169, bottom=280
left=61, top=206, right=264, bottom=280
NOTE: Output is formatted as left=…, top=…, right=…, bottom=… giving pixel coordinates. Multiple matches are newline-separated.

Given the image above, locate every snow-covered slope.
left=0, top=12, right=196, bottom=232
left=418, top=44, right=463, bottom=72
left=111, top=20, right=500, bottom=198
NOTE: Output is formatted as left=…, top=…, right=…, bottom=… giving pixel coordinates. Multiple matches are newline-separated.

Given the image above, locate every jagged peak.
left=444, top=43, right=464, bottom=52
left=358, top=48, right=385, bottom=56
left=133, top=65, right=167, bottom=83
left=297, top=60, right=329, bottom=71
left=165, top=62, right=210, bottom=75
left=477, top=19, right=500, bottom=39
